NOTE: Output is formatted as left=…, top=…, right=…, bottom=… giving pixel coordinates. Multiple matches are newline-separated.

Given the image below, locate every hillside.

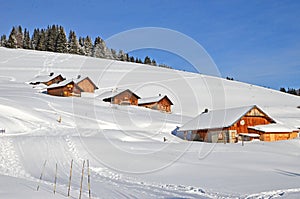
left=0, top=47, right=300, bottom=198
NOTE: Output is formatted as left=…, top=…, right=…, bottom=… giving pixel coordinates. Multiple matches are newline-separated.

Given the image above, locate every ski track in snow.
left=245, top=188, right=300, bottom=199
left=64, top=136, right=211, bottom=198
left=0, top=137, right=31, bottom=179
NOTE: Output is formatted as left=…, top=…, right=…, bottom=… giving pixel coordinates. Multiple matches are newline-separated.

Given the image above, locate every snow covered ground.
left=0, top=47, right=300, bottom=198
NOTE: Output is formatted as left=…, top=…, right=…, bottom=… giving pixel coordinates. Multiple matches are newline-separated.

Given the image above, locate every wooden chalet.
left=101, top=89, right=140, bottom=105
left=248, top=124, right=299, bottom=141
left=30, top=72, right=65, bottom=86
left=75, top=76, right=98, bottom=93
left=138, top=95, right=173, bottom=113
left=47, top=79, right=83, bottom=97
left=177, top=105, right=276, bottom=143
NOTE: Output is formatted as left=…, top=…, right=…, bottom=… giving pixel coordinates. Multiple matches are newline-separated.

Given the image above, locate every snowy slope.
left=0, top=47, right=300, bottom=198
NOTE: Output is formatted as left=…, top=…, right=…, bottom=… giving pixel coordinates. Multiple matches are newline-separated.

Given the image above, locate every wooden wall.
left=113, top=91, right=138, bottom=105
left=77, top=79, right=96, bottom=93
left=248, top=129, right=299, bottom=141
left=47, top=83, right=81, bottom=97
left=45, top=75, right=64, bottom=86
left=227, top=107, right=273, bottom=134
left=139, top=97, right=172, bottom=113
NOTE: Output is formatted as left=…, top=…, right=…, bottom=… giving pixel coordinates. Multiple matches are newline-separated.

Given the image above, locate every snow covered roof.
left=178, top=105, right=274, bottom=131
left=138, top=95, right=173, bottom=105
left=99, top=89, right=140, bottom=100
left=238, top=133, right=260, bottom=138
left=47, top=79, right=75, bottom=89
left=29, top=73, right=63, bottom=83
left=248, top=124, right=299, bottom=133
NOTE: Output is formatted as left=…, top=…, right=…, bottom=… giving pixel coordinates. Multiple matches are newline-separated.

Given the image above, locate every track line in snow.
left=245, top=188, right=300, bottom=199
left=0, top=137, right=31, bottom=179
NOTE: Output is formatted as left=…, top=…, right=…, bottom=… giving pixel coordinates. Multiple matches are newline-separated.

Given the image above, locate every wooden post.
left=79, top=160, right=85, bottom=199
left=67, top=159, right=73, bottom=197
left=87, top=159, right=91, bottom=199
left=54, top=163, right=58, bottom=194
left=37, top=160, right=47, bottom=191
left=242, top=135, right=244, bottom=146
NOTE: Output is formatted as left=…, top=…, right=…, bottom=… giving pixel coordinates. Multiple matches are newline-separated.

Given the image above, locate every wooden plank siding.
left=248, top=128, right=299, bottom=142
left=76, top=77, right=98, bottom=93
left=139, top=97, right=172, bottom=113
left=112, top=90, right=139, bottom=105
left=45, top=75, right=65, bottom=86
left=190, top=106, right=275, bottom=143
left=47, top=82, right=82, bottom=97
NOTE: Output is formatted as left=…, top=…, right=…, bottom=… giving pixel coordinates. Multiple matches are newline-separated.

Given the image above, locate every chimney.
left=159, top=93, right=161, bottom=96
left=49, top=72, right=54, bottom=76
left=77, top=75, right=81, bottom=79
left=202, top=108, right=209, bottom=114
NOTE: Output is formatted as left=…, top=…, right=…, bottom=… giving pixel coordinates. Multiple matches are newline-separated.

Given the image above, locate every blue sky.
left=1, top=0, right=299, bottom=89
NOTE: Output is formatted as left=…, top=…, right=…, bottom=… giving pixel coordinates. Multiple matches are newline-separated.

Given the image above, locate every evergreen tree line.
left=280, top=87, right=300, bottom=96
left=0, top=25, right=165, bottom=67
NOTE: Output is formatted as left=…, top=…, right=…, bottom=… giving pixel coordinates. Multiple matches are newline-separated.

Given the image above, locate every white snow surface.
left=248, top=123, right=298, bottom=133
left=0, top=47, right=300, bottom=198
left=138, top=95, right=168, bottom=105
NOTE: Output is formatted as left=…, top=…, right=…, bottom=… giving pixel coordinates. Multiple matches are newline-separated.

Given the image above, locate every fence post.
left=79, top=160, right=85, bottom=199
left=87, top=159, right=91, bottom=199
left=37, top=160, right=47, bottom=191
left=67, top=159, right=73, bottom=197
left=54, top=163, right=58, bottom=194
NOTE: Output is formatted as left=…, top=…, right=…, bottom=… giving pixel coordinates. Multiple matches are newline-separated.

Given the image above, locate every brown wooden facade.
left=76, top=77, right=98, bottom=93
left=190, top=106, right=275, bottom=143
left=138, top=96, right=173, bottom=113
left=47, top=81, right=82, bottom=97
left=44, top=75, right=65, bottom=86
left=103, top=89, right=140, bottom=105
left=248, top=128, right=299, bottom=142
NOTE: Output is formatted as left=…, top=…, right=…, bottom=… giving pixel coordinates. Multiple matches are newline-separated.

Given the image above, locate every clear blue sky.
left=1, top=0, right=299, bottom=89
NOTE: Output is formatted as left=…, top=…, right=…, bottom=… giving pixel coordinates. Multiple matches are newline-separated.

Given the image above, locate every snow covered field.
left=0, top=47, right=300, bottom=198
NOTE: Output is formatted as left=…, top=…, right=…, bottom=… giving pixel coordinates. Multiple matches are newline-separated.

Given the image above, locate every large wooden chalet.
left=138, top=95, right=173, bottom=113
left=47, top=80, right=83, bottom=97
left=30, top=72, right=65, bottom=86
left=178, top=105, right=284, bottom=143
left=101, top=89, right=140, bottom=105
left=75, top=76, right=98, bottom=93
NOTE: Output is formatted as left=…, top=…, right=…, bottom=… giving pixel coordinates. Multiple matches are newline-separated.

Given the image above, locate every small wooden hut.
left=75, top=76, right=98, bottom=93
left=30, top=72, right=65, bottom=86
left=47, top=80, right=83, bottom=97
left=248, top=124, right=299, bottom=141
left=101, top=89, right=140, bottom=105
left=138, top=95, right=173, bottom=113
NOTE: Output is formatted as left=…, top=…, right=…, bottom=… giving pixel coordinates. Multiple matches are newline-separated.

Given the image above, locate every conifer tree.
left=111, top=49, right=117, bottom=59
left=129, top=56, right=135, bottom=62
left=144, top=56, right=152, bottom=65
left=15, top=25, right=24, bottom=48
left=151, top=59, right=157, bottom=66
left=46, top=25, right=57, bottom=52
left=84, top=36, right=93, bottom=56
left=31, top=28, right=40, bottom=50
left=0, top=35, right=7, bottom=47
left=6, top=27, right=18, bottom=48
left=36, top=29, right=46, bottom=51
left=118, top=50, right=126, bottom=61
left=23, top=28, right=31, bottom=49
left=68, top=30, right=80, bottom=54
left=92, top=36, right=107, bottom=58
left=55, top=26, right=68, bottom=53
